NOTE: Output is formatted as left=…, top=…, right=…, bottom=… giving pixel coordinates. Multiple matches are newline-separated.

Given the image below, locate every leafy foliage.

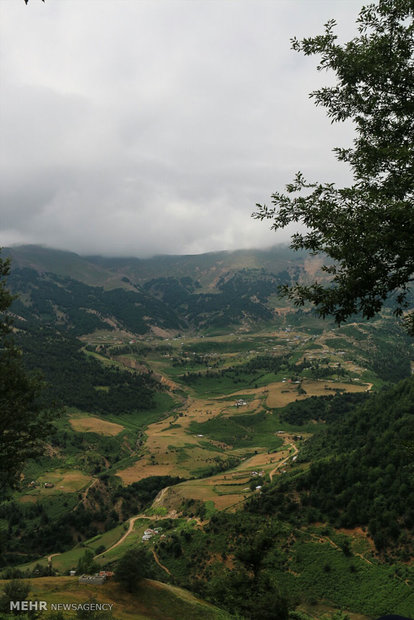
left=279, top=392, right=368, bottom=426
left=248, top=377, right=414, bottom=556
left=115, top=547, right=152, bottom=592
left=15, top=326, right=160, bottom=415
left=0, top=579, right=30, bottom=615
left=0, top=257, right=57, bottom=495
left=76, top=549, right=98, bottom=575
left=253, top=0, right=414, bottom=332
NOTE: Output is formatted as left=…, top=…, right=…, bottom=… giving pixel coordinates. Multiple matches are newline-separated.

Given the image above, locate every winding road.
left=269, top=436, right=299, bottom=482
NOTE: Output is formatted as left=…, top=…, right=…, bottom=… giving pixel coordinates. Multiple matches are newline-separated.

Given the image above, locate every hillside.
left=4, top=245, right=330, bottom=336
left=4, top=244, right=323, bottom=291
left=0, top=577, right=231, bottom=619
left=1, top=244, right=413, bottom=619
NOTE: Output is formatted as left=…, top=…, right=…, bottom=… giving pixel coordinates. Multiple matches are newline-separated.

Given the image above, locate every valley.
left=1, top=245, right=413, bottom=619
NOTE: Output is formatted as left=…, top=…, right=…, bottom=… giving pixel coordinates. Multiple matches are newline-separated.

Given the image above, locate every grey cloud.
left=1, top=0, right=364, bottom=256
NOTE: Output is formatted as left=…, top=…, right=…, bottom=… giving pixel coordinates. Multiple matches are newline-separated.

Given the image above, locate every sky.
left=0, top=0, right=364, bottom=257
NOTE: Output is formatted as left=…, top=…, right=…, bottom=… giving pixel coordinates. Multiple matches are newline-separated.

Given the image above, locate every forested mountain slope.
left=248, top=377, right=414, bottom=557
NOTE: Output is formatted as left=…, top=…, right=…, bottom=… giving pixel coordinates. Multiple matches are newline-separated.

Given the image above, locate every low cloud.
left=0, top=0, right=362, bottom=256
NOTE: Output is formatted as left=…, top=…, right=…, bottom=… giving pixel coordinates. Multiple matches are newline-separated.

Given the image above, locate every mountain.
left=5, top=244, right=325, bottom=291
left=4, top=244, right=322, bottom=335
left=4, top=245, right=132, bottom=290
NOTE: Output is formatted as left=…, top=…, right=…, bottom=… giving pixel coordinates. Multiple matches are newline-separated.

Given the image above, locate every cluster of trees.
left=154, top=512, right=290, bottom=619
left=0, top=259, right=57, bottom=495
left=182, top=353, right=289, bottom=387
left=0, top=498, right=115, bottom=560
left=143, top=270, right=289, bottom=329
left=9, top=267, right=182, bottom=335
left=279, top=392, right=369, bottom=425
left=16, top=326, right=160, bottom=415
left=249, top=377, right=414, bottom=556
left=254, top=0, right=414, bottom=335
left=171, top=352, right=221, bottom=369
left=114, top=547, right=152, bottom=593
left=363, top=323, right=413, bottom=382
left=113, top=475, right=184, bottom=517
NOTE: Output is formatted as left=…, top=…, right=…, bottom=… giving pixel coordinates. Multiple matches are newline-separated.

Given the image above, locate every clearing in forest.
left=20, top=470, right=91, bottom=500
left=69, top=415, right=124, bottom=436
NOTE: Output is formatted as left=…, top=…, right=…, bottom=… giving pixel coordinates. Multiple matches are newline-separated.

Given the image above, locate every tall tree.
left=253, top=0, right=414, bottom=333
left=115, top=547, right=151, bottom=593
left=0, top=254, right=56, bottom=495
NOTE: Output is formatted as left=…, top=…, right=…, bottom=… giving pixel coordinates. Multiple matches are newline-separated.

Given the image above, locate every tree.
left=76, top=550, right=98, bottom=576
left=253, top=0, right=414, bottom=333
left=114, top=547, right=151, bottom=593
left=0, top=579, right=30, bottom=615
left=0, top=254, right=56, bottom=495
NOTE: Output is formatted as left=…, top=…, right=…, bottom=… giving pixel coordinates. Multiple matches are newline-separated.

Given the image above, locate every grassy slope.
left=5, top=246, right=133, bottom=290
left=6, top=243, right=307, bottom=291
left=0, top=577, right=231, bottom=620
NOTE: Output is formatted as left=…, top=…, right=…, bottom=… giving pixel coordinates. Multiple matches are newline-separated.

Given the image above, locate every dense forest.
left=248, top=377, right=414, bottom=557
left=8, top=266, right=298, bottom=334
left=15, top=325, right=160, bottom=414
left=9, top=267, right=183, bottom=334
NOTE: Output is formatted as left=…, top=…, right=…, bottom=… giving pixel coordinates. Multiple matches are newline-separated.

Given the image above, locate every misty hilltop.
left=4, top=244, right=328, bottom=335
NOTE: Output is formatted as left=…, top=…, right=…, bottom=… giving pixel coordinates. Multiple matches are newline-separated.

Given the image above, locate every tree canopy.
left=115, top=547, right=151, bottom=593
left=253, top=0, right=414, bottom=333
left=0, top=255, right=56, bottom=495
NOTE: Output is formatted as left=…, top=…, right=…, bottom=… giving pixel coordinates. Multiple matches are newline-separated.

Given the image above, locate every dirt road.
left=94, top=514, right=146, bottom=558
left=269, top=436, right=299, bottom=481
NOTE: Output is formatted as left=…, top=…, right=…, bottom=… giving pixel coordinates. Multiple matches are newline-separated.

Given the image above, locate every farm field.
left=69, top=415, right=125, bottom=436
left=113, top=325, right=371, bottom=508
left=20, top=470, right=91, bottom=500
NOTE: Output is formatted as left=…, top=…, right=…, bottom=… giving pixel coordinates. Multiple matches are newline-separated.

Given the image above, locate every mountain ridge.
left=4, top=243, right=322, bottom=291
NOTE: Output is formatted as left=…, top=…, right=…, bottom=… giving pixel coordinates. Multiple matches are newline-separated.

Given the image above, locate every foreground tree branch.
left=254, top=0, right=414, bottom=333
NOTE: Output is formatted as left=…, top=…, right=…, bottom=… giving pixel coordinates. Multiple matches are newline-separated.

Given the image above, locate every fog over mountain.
left=1, top=0, right=362, bottom=257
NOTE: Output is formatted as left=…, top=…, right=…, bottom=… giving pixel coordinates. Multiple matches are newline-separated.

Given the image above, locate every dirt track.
left=152, top=550, right=171, bottom=575
left=269, top=436, right=299, bottom=481
left=94, top=514, right=146, bottom=558
left=94, top=511, right=178, bottom=559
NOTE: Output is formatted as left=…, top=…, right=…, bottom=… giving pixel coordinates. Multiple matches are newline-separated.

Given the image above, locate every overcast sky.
left=0, top=0, right=364, bottom=257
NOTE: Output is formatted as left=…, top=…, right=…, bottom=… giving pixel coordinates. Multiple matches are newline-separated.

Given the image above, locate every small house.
left=99, top=571, right=114, bottom=578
